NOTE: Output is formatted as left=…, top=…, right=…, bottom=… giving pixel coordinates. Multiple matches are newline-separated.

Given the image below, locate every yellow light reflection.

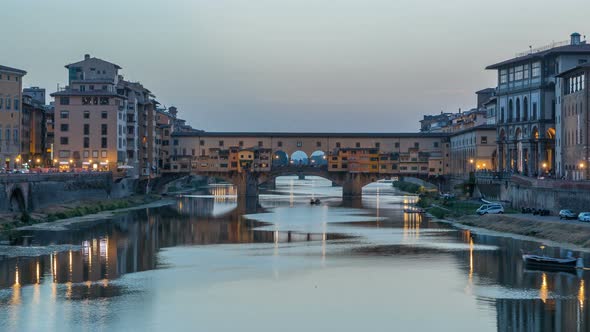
left=579, top=279, right=585, bottom=310
left=14, top=266, right=19, bottom=286
left=540, top=273, right=548, bottom=303
left=469, top=238, right=474, bottom=280
left=36, top=261, right=40, bottom=284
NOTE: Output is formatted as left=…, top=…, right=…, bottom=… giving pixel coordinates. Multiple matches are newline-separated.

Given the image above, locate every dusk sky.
left=2, top=0, right=588, bottom=132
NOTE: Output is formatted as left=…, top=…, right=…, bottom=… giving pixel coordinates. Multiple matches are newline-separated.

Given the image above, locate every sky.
left=1, top=0, right=588, bottom=132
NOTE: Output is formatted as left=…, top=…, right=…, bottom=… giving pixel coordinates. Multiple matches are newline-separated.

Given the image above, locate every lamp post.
left=542, top=162, right=548, bottom=176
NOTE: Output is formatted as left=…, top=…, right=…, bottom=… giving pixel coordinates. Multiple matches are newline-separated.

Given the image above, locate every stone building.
left=486, top=32, right=590, bottom=176
left=556, top=63, right=589, bottom=180
left=0, top=65, right=26, bottom=169
left=449, top=125, right=497, bottom=179
left=51, top=55, right=128, bottom=172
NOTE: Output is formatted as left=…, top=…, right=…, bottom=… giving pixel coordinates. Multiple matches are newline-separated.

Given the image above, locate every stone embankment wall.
left=475, top=175, right=590, bottom=213
left=0, top=173, right=136, bottom=212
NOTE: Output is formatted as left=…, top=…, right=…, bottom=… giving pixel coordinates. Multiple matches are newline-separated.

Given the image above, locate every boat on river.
left=522, top=253, right=581, bottom=270
left=310, top=198, right=321, bottom=205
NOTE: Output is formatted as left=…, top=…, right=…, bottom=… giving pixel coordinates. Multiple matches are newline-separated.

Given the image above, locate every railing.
left=515, top=40, right=570, bottom=57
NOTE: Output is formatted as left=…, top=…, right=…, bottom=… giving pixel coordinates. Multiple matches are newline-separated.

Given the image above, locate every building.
left=420, top=112, right=453, bottom=132
left=23, top=87, right=46, bottom=104
left=486, top=32, right=590, bottom=176
left=21, top=94, right=46, bottom=165
left=556, top=63, right=589, bottom=180
left=449, top=125, right=497, bottom=179
left=50, top=55, right=127, bottom=172
left=0, top=65, right=27, bottom=169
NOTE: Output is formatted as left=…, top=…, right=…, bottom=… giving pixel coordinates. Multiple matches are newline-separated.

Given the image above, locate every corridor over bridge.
left=169, top=132, right=450, bottom=198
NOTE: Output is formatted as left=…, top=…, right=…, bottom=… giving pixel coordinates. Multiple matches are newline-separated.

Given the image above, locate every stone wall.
left=0, top=173, right=136, bottom=212
left=475, top=175, right=590, bottom=213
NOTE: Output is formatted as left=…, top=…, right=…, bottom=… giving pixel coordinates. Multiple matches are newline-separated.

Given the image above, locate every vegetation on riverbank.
left=0, top=194, right=161, bottom=232
left=417, top=196, right=518, bottom=219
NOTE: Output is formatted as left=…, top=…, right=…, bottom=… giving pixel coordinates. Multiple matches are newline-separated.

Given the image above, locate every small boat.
left=403, top=208, right=425, bottom=214
left=522, top=253, right=581, bottom=270
left=310, top=198, right=321, bottom=205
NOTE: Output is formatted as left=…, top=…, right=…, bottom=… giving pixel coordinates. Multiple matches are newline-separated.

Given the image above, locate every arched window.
left=500, top=107, right=505, bottom=123
left=523, top=97, right=528, bottom=121
left=508, top=99, right=514, bottom=122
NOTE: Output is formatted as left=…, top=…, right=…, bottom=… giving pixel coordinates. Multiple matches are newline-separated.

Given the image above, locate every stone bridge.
left=195, top=166, right=443, bottom=199
left=0, top=172, right=132, bottom=213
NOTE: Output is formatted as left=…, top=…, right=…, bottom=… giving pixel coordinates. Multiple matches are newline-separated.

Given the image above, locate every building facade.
left=556, top=63, right=590, bottom=180
left=0, top=65, right=26, bottom=169
left=449, top=125, right=497, bottom=179
left=487, top=33, right=590, bottom=176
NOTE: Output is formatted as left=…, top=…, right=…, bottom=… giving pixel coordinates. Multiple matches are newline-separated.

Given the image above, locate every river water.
left=0, top=176, right=589, bottom=331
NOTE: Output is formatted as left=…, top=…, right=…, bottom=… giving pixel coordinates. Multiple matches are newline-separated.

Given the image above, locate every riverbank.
left=0, top=194, right=166, bottom=232
left=444, top=214, right=590, bottom=249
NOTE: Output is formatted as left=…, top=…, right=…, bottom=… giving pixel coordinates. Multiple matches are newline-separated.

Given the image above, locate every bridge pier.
left=298, top=174, right=305, bottom=180
left=234, top=172, right=260, bottom=197
left=341, top=173, right=373, bottom=198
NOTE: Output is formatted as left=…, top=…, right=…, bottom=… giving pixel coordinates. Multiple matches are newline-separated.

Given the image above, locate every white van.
left=476, top=204, right=504, bottom=215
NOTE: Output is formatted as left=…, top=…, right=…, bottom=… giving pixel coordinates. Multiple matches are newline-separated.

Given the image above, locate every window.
left=336, top=142, right=341, bottom=148
left=60, top=137, right=69, bottom=145
left=219, top=140, right=224, bottom=147
left=13, top=129, right=18, bottom=143
left=101, top=137, right=107, bottom=148
left=84, top=124, right=90, bottom=135
left=60, top=111, right=69, bottom=119
left=375, top=142, right=380, bottom=148
left=433, top=142, right=439, bottom=148
left=83, top=150, right=89, bottom=158
left=500, top=69, right=508, bottom=84
left=101, top=111, right=107, bottom=119
left=258, top=141, right=263, bottom=147
left=199, top=140, right=205, bottom=146
left=101, top=151, right=107, bottom=158
left=239, top=141, right=244, bottom=147
left=297, top=141, right=302, bottom=147
left=414, top=142, right=419, bottom=148
left=60, top=124, right=69, bottom=132
left=84, top=111, right=90, bottom=119
left=100, top=97, right=109, bottom=105
left=101, top=124, right=107, bottom=135
left=515, top=65, right=524, bottom=81
left=481, top=136, right=488, bottom=144
left=355, top=142, right=361, bottom=148
left=82, top=97, right=91, bottom=105
left=317, top=141, right=322, bottom=148
left=394, top=142, right=400, bottom=148
left=532, top=62, right=541, bottom=77
left=60, top=97, right=70, bottom=105
left=59, top=151, right=70, bottom=158
left=173, top=139, right=179, bottom=146
left=277, top=141, right=283, bottom=147
left=84, top=137, right=90, bottom=148
left=6, top=97, right=11, bottom=110
left=0, top=97, right=3, bottom=109
left=92, top=150, right=99, bottom=158
left=14, top=99, right=19, bottom=111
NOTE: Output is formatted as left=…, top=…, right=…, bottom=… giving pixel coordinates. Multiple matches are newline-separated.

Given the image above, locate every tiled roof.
left=0, top=65, right=26, bottom=75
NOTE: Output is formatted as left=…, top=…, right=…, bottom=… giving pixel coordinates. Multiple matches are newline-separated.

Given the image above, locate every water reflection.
left=1, top=177, right=590, bottom=331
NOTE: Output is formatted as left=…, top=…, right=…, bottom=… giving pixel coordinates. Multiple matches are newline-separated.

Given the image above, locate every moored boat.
left=522, top=254, right=581, bottom=270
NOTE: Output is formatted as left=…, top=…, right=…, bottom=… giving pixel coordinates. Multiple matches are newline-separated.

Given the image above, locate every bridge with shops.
left=169, top=131, right=450, bottom=198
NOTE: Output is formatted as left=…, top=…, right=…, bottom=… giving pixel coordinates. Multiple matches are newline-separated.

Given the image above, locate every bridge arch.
left=290, top=151, right=309, bottom=166
left=9, top=187, right=26, bottom=213
left=272, top=150, right=289, bottom=167
left=309, top=150, right=328, bottom=166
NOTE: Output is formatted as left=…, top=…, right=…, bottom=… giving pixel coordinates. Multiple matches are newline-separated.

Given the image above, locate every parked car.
left=578, top=212, right=590, bottom=222
left=559, top=210, right=577, bottom=220
left=476, top=204, right=504, bottom=215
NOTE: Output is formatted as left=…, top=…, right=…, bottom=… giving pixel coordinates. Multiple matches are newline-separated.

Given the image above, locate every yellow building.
left=0, top=65, right=26, bottom=169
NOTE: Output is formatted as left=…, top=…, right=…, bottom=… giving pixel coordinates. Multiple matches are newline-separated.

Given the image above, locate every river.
left=0, top=176, right=588, bottom=331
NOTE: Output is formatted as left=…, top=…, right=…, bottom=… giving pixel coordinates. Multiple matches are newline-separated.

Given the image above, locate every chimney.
left=84, top=54, right=90, bottom=60
left=571, top=33, right=581, bottom=46
left=168, top=106, right=178, bottom=117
